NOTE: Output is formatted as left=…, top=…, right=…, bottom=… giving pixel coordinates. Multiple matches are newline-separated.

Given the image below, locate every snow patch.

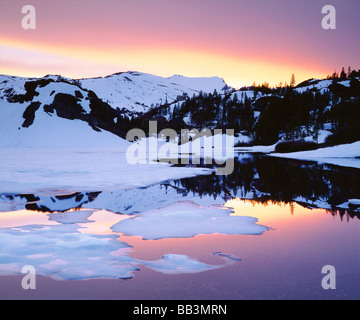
left=270, top=141, right=360, bottom=169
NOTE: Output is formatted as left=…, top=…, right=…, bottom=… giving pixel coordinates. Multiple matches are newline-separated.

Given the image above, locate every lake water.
left=0, top=153, right=359, bottom=300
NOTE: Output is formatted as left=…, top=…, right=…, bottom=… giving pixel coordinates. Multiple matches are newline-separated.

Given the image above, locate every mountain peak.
left=167, top=74, right=230, bottom=92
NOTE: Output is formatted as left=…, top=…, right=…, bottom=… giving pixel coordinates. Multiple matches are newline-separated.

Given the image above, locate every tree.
left=340, top=67, right=347, bottom=79
left=347, top=66, right=352, bottom=77
left=290, top=74, right=296, bottom=87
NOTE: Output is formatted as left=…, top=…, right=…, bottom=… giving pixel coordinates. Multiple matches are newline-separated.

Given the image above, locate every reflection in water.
left=2, top=154, right=360, bottom=218
left=171, top=154, right=360, bottom=218
left=0, top=153, right=360, bottom=288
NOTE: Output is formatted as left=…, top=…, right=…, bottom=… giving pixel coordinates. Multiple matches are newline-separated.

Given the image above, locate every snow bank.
left=0, top=99, right=130, bottom=149
left=270, top=141, right=360, bottom=169
left=234, top=144, right=277, bottom=153
left=0, top=148, right=213, bottom=195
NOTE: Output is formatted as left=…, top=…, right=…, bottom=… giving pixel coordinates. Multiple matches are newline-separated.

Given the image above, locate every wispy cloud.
left=0, top=43, right=121, bottom=78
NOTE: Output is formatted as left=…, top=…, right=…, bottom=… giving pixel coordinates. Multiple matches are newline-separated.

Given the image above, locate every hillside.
left=146, top=74, right=360, bottom=146
left=0, top=75, right=131, bottom=148
left=79, top=71, right=231, bottom=114
left=0, top=72, right=233, bottom=148
left=0, top=70, right=359, bottom=149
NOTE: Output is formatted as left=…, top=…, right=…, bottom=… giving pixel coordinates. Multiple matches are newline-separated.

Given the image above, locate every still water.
left=0, top=153, right=359, bottom=300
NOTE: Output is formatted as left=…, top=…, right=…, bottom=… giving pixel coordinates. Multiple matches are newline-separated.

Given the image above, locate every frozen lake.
left=0, top=150, right=360, bottom=299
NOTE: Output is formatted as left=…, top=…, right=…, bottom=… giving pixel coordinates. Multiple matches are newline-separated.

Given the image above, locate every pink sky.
left=0, top=0, right=359, bottom=88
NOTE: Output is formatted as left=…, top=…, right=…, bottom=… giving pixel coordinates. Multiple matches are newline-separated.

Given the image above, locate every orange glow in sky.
left=1, top=0, right=359, bottom=88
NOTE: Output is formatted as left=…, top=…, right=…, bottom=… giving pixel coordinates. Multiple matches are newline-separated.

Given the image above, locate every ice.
left=0, top=223, right=138, bottom=280
left=0, top=207, right=245, bottom=280
left=0, top=148, right=213, bottom=195
left=141, top=254, right=223, bottom=274
left=212, top=251, right=243, bottom=262
left=48, top=210, right=96, bottom=224
left=111, top=200, right=269, bottom=240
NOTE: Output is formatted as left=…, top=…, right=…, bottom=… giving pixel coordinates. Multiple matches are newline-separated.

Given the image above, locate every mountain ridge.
left=0, top=70, right=359, bottom=148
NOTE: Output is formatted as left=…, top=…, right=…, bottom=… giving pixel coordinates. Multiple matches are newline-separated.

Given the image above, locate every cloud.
left=0, top=44, right=119, bottom=78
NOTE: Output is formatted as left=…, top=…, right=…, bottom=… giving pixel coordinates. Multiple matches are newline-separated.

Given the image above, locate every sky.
left=0, top=0, right=359, bottom=88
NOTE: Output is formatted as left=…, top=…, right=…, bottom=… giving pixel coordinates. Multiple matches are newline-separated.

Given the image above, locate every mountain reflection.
left=170, top=154, right=360, bottom=218
left=1, top=154, right=360, bottom=220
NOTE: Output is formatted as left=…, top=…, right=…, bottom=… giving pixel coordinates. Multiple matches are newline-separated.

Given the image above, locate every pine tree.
left=340, top=67, right=347, bottom=79
left=290, top=74, right=296, bottom=87
left=347, top=66, right=352, bottom=77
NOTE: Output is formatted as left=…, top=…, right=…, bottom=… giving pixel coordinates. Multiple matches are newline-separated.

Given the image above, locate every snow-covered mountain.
left=294, top=77, right=356, bottom=94
left=0, top=71, right=233, bottom=148
left=0, top=75, right=130, bottom=148
left=0, top=71, right=234, bottom=148
left=1, top=71, right=359, bottom=149
left=79, top=71, right=231, bottom=113
left=167, top=74, right=231, bottom=93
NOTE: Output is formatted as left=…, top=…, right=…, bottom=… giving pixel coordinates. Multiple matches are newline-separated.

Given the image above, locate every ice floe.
left=111, top=200, right=269, bottom=240
left=140, top=254, right=222, bottom=274
left=0, top=202, right=259, bottom=280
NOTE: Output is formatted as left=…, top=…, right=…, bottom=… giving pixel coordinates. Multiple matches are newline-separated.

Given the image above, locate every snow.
left=0, top=80, right=127, bottom=149
left=334, top=199, right=360, bottom=212
left=167, top=75, right=229, bottom=93
left=294, top=78, right=359, bottom=94
left=34, top=81, right=91, bottom=112
left=0, top=102, right=130, bottom=149
left=174, top=132, right=236, bottom=154
left=111, top=200, right=268, bottom=240
left=0, top=75, right=29, bottom=98
left=80, top=72, right=230, bottom=113
left=0, top=81, right=130, bottom=148
left=234, top=133, right=251, bottom=145
left=294, top=79, right=333, bottom=94
left=231, top=90, right=266, bottom=102
left=0, top=148, right=213, bottom=195
left=270, top=141, right=360, bottom=169
left=126, top=133, right=236, bottom=175
left=303, top=130, right=332, bottom=144
left=349, top=199, right=360, bottom=206
left=234, top=143, right=277, bottom=153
